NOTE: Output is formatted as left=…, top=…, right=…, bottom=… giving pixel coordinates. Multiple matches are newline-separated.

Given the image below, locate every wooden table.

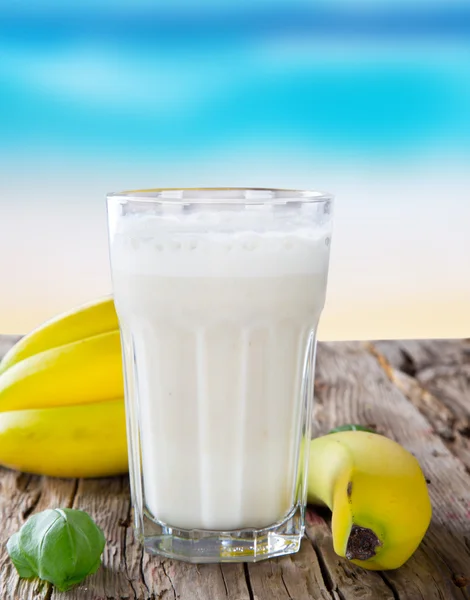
left=1, top=336, right=469, bottom=600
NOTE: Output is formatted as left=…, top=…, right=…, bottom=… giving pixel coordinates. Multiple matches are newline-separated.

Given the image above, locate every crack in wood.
left=121, top=498, right=138, bottom=600
left=15, top=473, right=33, bottom=493
left=139, top=547, right=150, bottom=596
left=160, top=560, right=176, bottom=600
left=219, top=565, right=229, bottom=597
left=399, top=349, right=418, bottom=377
left=67, top=479, right=80, bottom=509
left=8, top=474, right=40, bottom=522
left=22, top=490, right=42, bottom=520
left=377, top=572, right=400, bottom=600
left=43, top=582, right=53, bottom=600
left=308, top=539, right=334, bottom=593
left=307, top=536, right=349, bottom=600
left=279, top=567, right=294, bottom=600
left=243, top=564, right=255, bottom=600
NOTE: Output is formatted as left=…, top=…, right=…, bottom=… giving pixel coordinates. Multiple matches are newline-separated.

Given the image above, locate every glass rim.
left=106, top=187, right=334, bottom=205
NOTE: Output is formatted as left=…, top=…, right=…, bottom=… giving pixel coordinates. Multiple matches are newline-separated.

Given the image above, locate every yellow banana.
left=0, top=296, right=118, bottom=374
left=0, top=330, right=123, bottom=412
left=307, top=431, right=432, bottom=570
left=0, top=399, right=128, bottom=478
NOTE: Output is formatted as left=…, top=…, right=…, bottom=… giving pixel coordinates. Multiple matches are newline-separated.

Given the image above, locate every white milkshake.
left=111, top=202, right=330, bottom=532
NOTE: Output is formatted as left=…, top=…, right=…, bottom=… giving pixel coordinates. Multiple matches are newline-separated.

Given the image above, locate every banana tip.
left=345, top=525, right=382, bottom=561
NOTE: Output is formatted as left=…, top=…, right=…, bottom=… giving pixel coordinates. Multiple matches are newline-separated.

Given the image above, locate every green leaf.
left=7, top=533, right=36, bottom=579
left=328, top=424, right=378, bottom=434
left=7, top=508, right=106, bottom=592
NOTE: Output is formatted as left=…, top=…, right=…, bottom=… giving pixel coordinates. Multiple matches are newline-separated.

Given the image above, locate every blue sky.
left=1, top=0, right=469, bottom=10
left=1, top=11, right=469, bottom=164
left=0, top=3, right=469, bottom=181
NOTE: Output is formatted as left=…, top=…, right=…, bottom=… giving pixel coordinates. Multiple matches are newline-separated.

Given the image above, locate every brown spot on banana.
left=345, top=525, right=382, bottom=561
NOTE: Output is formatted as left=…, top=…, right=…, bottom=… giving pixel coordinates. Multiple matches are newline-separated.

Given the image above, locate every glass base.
left=139, top=504, right=304, bottom=563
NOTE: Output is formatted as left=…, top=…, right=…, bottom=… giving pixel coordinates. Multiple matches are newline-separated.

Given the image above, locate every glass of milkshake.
left=107, top=188, right=333, bottom=563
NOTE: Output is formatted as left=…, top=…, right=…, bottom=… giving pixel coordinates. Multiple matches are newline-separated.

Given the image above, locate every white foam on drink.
left=111, top=212, right=330, bottom=278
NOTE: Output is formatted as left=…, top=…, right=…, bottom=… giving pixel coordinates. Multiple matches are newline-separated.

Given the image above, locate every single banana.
left=0, top=331, right=123, bottom=412
left=0, top=399, right=128, bottom=478
left=307, top=431, right=432, bottom=570
left=0, top=296, right=118, bottom=374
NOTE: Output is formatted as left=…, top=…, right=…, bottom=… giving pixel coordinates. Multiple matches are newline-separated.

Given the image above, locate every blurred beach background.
left=0, top=0, right=469, bottom=340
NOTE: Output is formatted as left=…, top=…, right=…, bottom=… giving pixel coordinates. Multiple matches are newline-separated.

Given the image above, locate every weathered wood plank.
left=245, top=522, right=347, bottom=600
left=313, top=342, right=470, bottom=599
left=0, top=472, right=77, bottom=600
left=1, top=336, right=470, bottom=599
left=304, top=509, right=395, bottom=600
left=374, top=339, right=470, bottom=372
left=51, top=478, right=144, bottom=600
left=374, top=339, right=470, bottom=424
left=372, top=340, right=470, bottom=471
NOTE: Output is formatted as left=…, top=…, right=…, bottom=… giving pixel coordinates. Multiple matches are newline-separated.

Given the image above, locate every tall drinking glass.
left=106, top=188, right=333, bottom=563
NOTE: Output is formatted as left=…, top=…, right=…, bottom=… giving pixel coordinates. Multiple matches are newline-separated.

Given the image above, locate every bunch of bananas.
left=0, top=298, right=128, bottom=478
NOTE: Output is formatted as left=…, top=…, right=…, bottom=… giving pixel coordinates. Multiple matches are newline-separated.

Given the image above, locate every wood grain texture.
left=373, top=339, right=470, bottom=423
left=1, top=336, right=469, bottom=600
left=373, top=340, right=470, bottom=471
left=314, top=342, right=470, bottom=600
